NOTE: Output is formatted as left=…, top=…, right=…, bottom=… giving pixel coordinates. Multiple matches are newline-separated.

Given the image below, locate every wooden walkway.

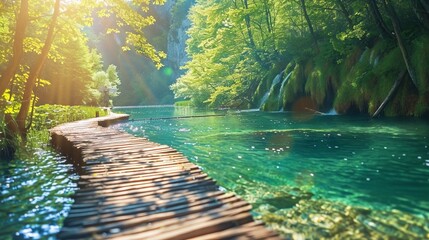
left=50, top=114, right=280, bottom=239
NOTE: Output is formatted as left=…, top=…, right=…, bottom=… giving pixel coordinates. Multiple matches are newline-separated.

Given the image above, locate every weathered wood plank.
left=65, top=192, right=237, bottom=227
left=74, top=174, right=212, bottom=198
left=60, top=198, right=250, bottom=239
left=107, top=204, right=254, bottom=240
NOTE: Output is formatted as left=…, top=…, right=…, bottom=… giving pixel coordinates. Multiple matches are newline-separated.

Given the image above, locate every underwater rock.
left=246, top=185, right=428, bottom=239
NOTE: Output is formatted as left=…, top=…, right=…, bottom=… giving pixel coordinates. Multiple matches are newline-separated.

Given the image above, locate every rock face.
left=167, top=17, right=190, bottom=82
left=166, top=0, right=194, bottom=82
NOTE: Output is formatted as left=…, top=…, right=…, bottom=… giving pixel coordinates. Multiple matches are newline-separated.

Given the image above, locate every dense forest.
left=172, top=0, right=429, bottom=117
left=0, top=0, right=166, bottom=139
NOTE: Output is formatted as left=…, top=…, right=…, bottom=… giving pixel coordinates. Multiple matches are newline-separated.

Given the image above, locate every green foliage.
left=305, top=68, right=324, bottom=105
left=0, top=118, right=19, bottom=159
left=37, top=32, right=95, bottom=105
left=174, top=0, right=429, bottom=116
left=174, top=100, right=192, bottom=106
left=84, top=64, right=121, bottom=107
left=410, top=34, right=429, bottom=116
left=334, top=41, right=406, bottom=115
left=173, top=0, right=286, bottom=108
left=282, top=63, right=306, bottom=107
left=1, top=0, right=167, bottom=132
left=1, top=104, right=106, bottom=158
left=32, top=105, right=106, bottom=129
left=411, top=34, right=429, bottom=91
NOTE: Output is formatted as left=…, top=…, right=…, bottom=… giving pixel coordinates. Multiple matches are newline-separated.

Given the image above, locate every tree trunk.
left=300, top=0, right=319, bottom=53
left=241, top=0, right=268, bottom=69
left=383, top=0, right=419, bottom=89
left=372, top=70, right=406, bottom=118
left=0, top=0, right=29, bottom=98
left=15, top=0, right=61, bottom=138
left=263, top=0, right=273, bottom=33
left=368, top=0, right=392, bottom=39
left=412, top=0, right=429, bottom=30
left=336, top=0, right=353, bottom=28
left=243, top=0, right=256, bottom=48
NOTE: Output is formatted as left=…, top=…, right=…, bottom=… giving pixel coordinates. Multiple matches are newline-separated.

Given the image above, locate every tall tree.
left=299, top=0, right=319, bottom=53
left=367, top=0, right=392, bottom=39
left=0, top=0, right=29, bottom=98
left=335, top=0, right=353, bottom=28
left=383, top=0, right=418, bottom=88
left=235, top=0, right=267, bottom=68
left=15, top=0, right=61, bottom=137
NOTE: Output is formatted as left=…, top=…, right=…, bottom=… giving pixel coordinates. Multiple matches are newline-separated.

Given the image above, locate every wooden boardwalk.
left=50, top=114, right=280, bottom=239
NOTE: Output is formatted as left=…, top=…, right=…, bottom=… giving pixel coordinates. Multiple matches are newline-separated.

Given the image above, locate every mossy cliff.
left=255, top=35, right=429, bottom=117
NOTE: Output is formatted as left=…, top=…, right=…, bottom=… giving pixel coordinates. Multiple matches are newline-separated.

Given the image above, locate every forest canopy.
left=171, top=0, right=429, bottom=117
left=0, top=0, right=165, bottom=137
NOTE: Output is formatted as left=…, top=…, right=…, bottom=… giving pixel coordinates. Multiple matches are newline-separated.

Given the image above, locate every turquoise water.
left=0, top=149, right=77, bottom=239
left=115, top=106, right=429, bottom=238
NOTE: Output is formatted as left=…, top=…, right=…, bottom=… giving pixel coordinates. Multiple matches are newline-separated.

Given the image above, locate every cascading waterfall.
left=277, top=71, right=293, bottom=111
left=324, top=108, right=338, bottom=115
left=259, top=92, right=270, bottom=109
left=259, top=72, right=283, bottom=109
left=259, top=70, right=294, bottom=111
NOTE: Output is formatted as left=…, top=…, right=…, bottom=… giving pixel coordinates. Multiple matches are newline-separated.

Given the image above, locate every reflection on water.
left=0, top=149, right=77, bottom=239
left=115, top=106, right=429, bottom=239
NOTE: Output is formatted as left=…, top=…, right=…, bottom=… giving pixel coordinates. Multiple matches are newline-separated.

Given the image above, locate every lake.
left=114, top=105, right=429, bottom=239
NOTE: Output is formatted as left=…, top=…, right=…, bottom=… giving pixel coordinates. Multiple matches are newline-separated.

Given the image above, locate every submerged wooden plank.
left=50, top=114, right=280, bottom=240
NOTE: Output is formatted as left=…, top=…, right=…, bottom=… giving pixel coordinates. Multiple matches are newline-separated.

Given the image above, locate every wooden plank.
left=78, top=168, right=203, bottom=186
left=107, top=204, right=253, bottom=240
left=84, top=145, right=174, bottom=155
left=77, top=170, right=204, bottom=188
left=69, top=187, right=217, bottom=211
left=60, top=198, right=250, bottom=239
left=78, top=172, right=207, bottom=191
left=78, top=164, right=200, bottom=179
left=83, top=158, right=191, bottom=173
left=66, top=192, right=236, bottom=227
left=83, top=153, right=185, bottom=165
left=75, top=173, right=209, bottom=195
left=73, top=178, right=217, bottom=200
left=68, top=190, right=226, bottom=217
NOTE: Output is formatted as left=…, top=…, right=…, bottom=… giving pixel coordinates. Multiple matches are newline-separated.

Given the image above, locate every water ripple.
left=0, top=149, right=77, bottom=239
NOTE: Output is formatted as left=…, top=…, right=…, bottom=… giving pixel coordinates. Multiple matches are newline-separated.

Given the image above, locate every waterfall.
left=259, top=92, right=270, bottom=109
left=324, top=108, right=338, bottom=115
left=277, top=71, right=293, bottom=111
left=259, top=71, right=284, bottom=109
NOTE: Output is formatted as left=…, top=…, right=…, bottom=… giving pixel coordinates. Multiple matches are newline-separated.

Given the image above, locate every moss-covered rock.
left=258, top=36, right=429, bottom=117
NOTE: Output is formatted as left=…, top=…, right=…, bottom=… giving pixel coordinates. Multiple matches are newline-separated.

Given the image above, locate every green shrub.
left=174, top=100, right=192, bottom=106
left=31, top=105, right=107, bottom=130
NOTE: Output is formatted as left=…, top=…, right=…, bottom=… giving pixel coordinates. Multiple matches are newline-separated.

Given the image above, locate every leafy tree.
left=0, top=0, right=29, bottom=98
left=85, top=64, right=121, bottom=107
left=0, top=0, right=166, bottom=138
